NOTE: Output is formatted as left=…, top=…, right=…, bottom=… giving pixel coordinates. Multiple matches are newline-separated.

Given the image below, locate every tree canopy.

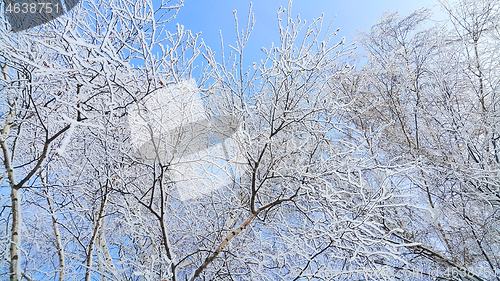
left=1, top=0, right=499, bottom=280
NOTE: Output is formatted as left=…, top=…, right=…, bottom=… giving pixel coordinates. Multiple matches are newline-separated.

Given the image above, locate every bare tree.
left=1, top=0, right=200, bottom=279
left=350, top=0, right=500, bottom=279
left=1, top=0, right=498, bottom=280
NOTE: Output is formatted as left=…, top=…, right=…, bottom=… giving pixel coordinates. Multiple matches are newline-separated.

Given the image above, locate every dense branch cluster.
left=0, top=0, right=498, bottom=280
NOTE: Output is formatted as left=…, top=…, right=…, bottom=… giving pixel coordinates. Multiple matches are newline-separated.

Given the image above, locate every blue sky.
left=163, top=0, right=449, bottom=66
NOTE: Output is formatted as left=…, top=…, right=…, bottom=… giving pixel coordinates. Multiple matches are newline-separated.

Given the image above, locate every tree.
left=1, top=0, right=201, bottom=279
left=350, top=0, right=500, bottom=279
left=1, top=0, right=499, bottom=280
left=113, top=1, right=411, bottom=279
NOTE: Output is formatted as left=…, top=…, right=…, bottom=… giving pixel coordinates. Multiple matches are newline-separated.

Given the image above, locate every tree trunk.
left=46, top=186, right=65, bottom=281
left=1, top=98, right=21, bottom=281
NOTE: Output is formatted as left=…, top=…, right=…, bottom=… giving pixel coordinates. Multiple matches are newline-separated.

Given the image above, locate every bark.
left=84, top=193, right=107, bottom=281
left=189, top=196, right=296, bottom=281
left=48, top=196, right=65, bottom=281
left=44, top=182, right=65, bottom=281
left=9, top=186, right=20, bottom=281
left=1, top=97, right=21, bottom=281
left=189, top=213, right=257, bottom=281
left=97, top=208, right=117, bottom=280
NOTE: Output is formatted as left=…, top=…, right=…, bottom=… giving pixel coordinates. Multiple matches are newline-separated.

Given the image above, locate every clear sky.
left=161, top=0, right=450, bottom=67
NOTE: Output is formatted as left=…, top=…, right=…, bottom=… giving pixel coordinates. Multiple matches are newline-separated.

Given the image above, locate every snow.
left=128, top=79, right=246, bottom=200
